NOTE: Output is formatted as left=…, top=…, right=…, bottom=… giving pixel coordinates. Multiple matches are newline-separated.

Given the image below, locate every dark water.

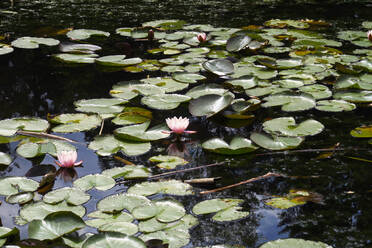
left=1, top=1, right=372, bottom=248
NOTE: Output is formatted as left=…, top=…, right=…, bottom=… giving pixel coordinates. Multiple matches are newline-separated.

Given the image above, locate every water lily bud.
left=368, top=30, right=372, bottom=42
left=197, top=32, right=207, bottom=43
left=148, top=29, right=154, bottom=41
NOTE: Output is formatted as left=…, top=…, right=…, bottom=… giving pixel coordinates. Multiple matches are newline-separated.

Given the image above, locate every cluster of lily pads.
left=1, top=18, right=371, bottom=247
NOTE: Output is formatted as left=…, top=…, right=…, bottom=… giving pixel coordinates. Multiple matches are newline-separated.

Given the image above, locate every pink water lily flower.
left=165, top=117, right=196, bottom=134
left=368, top=30, right=372, bottom=42
left=55, top=150, right=83, bottom=168
left=197, top=32, right=207, bottom=43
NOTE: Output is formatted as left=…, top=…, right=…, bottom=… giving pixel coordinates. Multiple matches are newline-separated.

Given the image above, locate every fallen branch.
left=254, top=147, right=364, bottom=156
left=99, top=119, right=105, bottom=136
left=184, top=177, right=221, bottom=184
left=16, top=131, right=77, bottom=143
left=200, top=172, right=284, bottom=194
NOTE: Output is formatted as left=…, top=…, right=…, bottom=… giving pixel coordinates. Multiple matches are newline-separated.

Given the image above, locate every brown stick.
left=200, top=172, right=283, bottom=194
left=184, top=177, right=221, bottom=184
left=99, top=119, right=104, bottom=136
left=254, top=148, right=363, bottom=156
left=16, top=130, right=77, bottom=143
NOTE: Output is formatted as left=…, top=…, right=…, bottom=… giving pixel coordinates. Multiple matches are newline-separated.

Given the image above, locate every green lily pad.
left=95, top=55, right=143, bottom=67
left=140, top=228, right=190, bottom=248
left=225, top=76, right=259, bottom=90
left=262, top=117, right=324, bottom=137
left=245, top=85, right=287, bottom=97
left=141, top=77, right=189, bottom=93
left=52, top=114, right=100, bottom=134
left=250, top=132, right=304, bottom=150
left=0, top=152, right=12, bottom=166
left=264, top=19, right=310, bottom=29
left=0, top=117, right=49, bottom=136
left=82, top=232, right=146, bottom=248
left=88, top=135, right=151, bottom=156
left=43, top=187, right=90, bottom=205
left=186, top=84, right=227, bottom=99
left=350, top=125, right=372, bottom=138
left=86, top=211, right=134, bottom=228
left=11, top=37, right=60, bottom=49
left=73, top=174, right=116, bottom=191
left=0, top=227, right=19, bottom=244
left=155, top=200, right=186, bottom=223
left=226, top=35, right=251, bottom=52
left=74, top=98, right=127, bottom=115
left=265, top=197, right=306, bottom=209
left=28, top=211, right=85, bottom=241
left=0, top=44, right=14, bottom=55
left=316, top=100, right=356, bottom=112
left=337, top=30, right=366, bottom=41
left=0, top=177, right=38, bottom=196
left=59, top=43, right=101, bottom=54
left=202, top=137, right=258, bottom=155
left=138, top=217, right=167, bottom=233
left=262, top=93, right=316, bottom=112
left=112, top=107, right=152, bottom=126
left=143, top=20, right=186, bottom=30
left=334, top=90, right=372, bottom=103
left=172, top=72, right=206, bottom=84
left=102, top=165, right=151, bottom=179
left=299, top=84, right=332, bottom=99
left=127, top=180, right=193, bottom=196
left=53, top=53, right=98, bottom=64
left=16, top=139, right=75, bottom=158
left=6, top=192, right=34, bottom=205
left=149, top=155, right=188, bottom=169
left=97, top=193, right=150, bottom=213
left=132, top=202, right=159, bottom=220
left=67, top=29, right=110, bottom=40
left=114, top=121, right=170, bottom=142
left=110, top=81, right=165, bottom=100
left=259, top=238, right=332, bottom=248
left=203, top=59, right=234, bottom=76
left=212, top=206, right=250, bottom=222
left=141, top=94, right=191, bottom=110
left=20, top=201, right=86, bottom=223
left=334, top=75, right=372, bottom=90
left=98, top=222, right=139, bottom=236
left=189, top=92, right=235, bottom=117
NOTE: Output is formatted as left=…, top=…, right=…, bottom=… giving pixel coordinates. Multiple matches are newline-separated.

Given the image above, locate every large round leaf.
left=262, top=117, right=324, bottom=137
left=149, top=155, right=188, bottom=169
left=97, top=193, right=150, bottom=213
left=0, top=177, right=38, bottom=196
left=73, top=174, right=116, bottom=191
left=259, top=238, right=332, bottom=248
left=127, top=180, right=193, bottom=196
left=74, top=98, right=127, bottom=114
left=141, top=94, right=191, bottom=110
left=43, top=187, right=90, bottom=205
left=98, top=222, right=138, bottom=236
left=212, top=206, right=249, bottom=222
left=250, top=132, right=304, bottom=150
left=112, top=107, right=152, bottom=126
left=262, top=93, right=316, bottom=112
left=50, top=113, right=101, bottom=133
left=226, top=35, right=251, bottom=52
left=86, top=211, right=134, bottom=228
left=102, top=165, right=151, bottom=179
left=350, top=125, right=372, bottom=138
left=189, top=93, right=235, bottom=117
left=114, top=121, right=170, bottom=142
left=0, top=117, right=49, bottom=136
left=315, top=100, right=356, bottom=112
left=11, top=37, right=59, bottom=49
left=110, top=81, right=164, bottom=100
left=192, top=198, right=243, bottom=215
left=67, top=29, right=110, bottom=40
left=0, top=152, right=12, bottom=166
left=203, top=59, right=234, bottom=76
left=141, top=77, right=189, bottom=93
left=82, top=232, right=146, bottom=248
left=334, top=90, right=372, bottom=103
left=186, top=83, right=228, bottom=99
left=202, top=137, right=258, bottom=155
left=155, top=200, right=186, bottom=223
left=28, top=211, right=85, bottom=241
left=54, top=53, right=98, bottom=64
left=172, top=72, right=206, bottom=84
left=0, top=44, right=14, bottom=55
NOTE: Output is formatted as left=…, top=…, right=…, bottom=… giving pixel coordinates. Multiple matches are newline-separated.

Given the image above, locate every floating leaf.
left=74, top=98, right=127, bottom=114
left=0, top=177, right=38, bottom=196
left=189, top=92, right=235, bottom=117
left=73, top=174, right=116, bottom=191
left=225, top=76, right=258, bottom=89
left=110, top=81, right=165, bottom=100
left=141, top=94, right=191, bottom=110
left=202, top=137, right=258, bottom=155
left=132, top=203, right=158, bottom=220
left=6, top=192, right=34, bottom=205
left=262, top=93, right=316, bottom=112
left=112, top=107, right=152, bottom=126
left=299, top=84, right=332, bottom=100
left=140, top=228, right=190, bottom=248
left=0, top=44, right=14, bottom=55
left=97, top=193, right=150, bottom=213
left=16, top=139, right=75, bottom=158
left=141, top=77, right=189, bottom=93
left=334, top=90, right=372, bottom=103
left=53, top=53, right=98, bottom=64
left=102, top=165, right=151, bottom=179
left=59, top=43, right=101, bottom=54
left=264, top=19, right=310, bottom=29
left=192, top=198, right=243, bottom=215
left=212, top=206, right=249, bottom=222
left=98, top=222, right=138, bottom=236
left=203, top=59, right=234, bottom=76
left=11, top=37, right=60, bottom=49
left=155, top=200, right=186, bottom=223
left=67, top=29, right=110, bottom=40
left=127, top=180, right=193, bottom=196
left=315, top=100, right=356, bottom=112
left=172, top=72, right=206, bottom=84
left=259, top=238, right=332, bottom=248
left=82, top=232, right=146, bottom=248
left=28, top=211, right=85, bottom=241
left=186, top=84, right=228, bottom=99
left=226, top=35, right=251, bottom=52
left=115, top=121, right=170, bottom=142
left=0, top=152, right=12, bottom=166
left=350, top=125, right=372, bottom=138
left=250, top=132, right=304, bottom=150
left=86, top=211, right=134, bottom=228
left=149, top=155, right=188, bottom=169
left=43, top=187, right=90, bottom=205
left=262, top=117, right=324, bottom=137
left=0, top=117, right=49, bottom=136
left=50, top=113, right=101, bottom=133
left=88, top=135, right=151, bottom=156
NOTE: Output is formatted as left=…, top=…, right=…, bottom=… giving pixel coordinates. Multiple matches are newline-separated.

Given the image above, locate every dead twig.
left=200, top=172, right=284, bottom=194
left=16, top=130, right=77, bottom=143
left=184, top=177, right=221, bottom=184
left=99, top=119, right=104, bottom=136
left=254, top=147, right=365, bottom=156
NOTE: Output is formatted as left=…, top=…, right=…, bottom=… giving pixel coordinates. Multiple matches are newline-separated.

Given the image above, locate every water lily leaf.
left=293, top=38, right=342, bottom=48
left=203, top=59, right=234, bottom=76
left=67, top=29, right=110, bottom=40
left=89, top=135, right=151, bottom=156
left=262, top=117, right=324, bottom=137
left=97, top=193, right=150, bottom=213
left=59, top=43, right=101, bottom=54
left=63, top=233, right=93, bottom=248
left=75, top=98, right=127, bottom=114
left=226, top=35, right=251, bottom=52
left=0, top=44, right=14, bottom=55
left=53, top=53, right=98, bottom=64
left=11, top=37, right=60, bottom=49
left=0, top=227, right=19, bottom=243
left=132, top=202, right=159, bottom=220
left=73, top=174, right=116, bottom=191
left=141, top=77, right=189, bottom=93
left=212, top=206, right=249, bottom=222
left=264, top=19, right=310, bottom=29
left=259, top=238, right=332, bottom=248
left=16, top=139, right=75, bottom=158
left=102, top=165, right=151, bottom=179
left=172, top=72, right=206, bottom=84
left=335, top=75, right=372, bottom=90
left=250, top=132, right=304, bottom=150
left=202, top=137, right=258, bottom=155
left=86, top=211, right=134, bottom=228
left=140, top=228, right=190, bottom=248
left=82, top=232, right=146, bottom=248
left=0, top=117, right=49, bottom=136
left=142, top=19, right=186, bottom=30
left=20, top=201, right=86, bottom=223
left=112, top=107, right=152, bottom=126
left=186, top=83, right=228, bottom=99
left=28, top=211, right=85, bottom=241
left=265, top=197, right=305, bottom=209
left=0, top=177, right=38, bottom=196
left=149, top=155, right=188, bottom=169
left=299, top=84, right=332, bottom=99
left=245, top=85, right=287, bottom=97
left=0, top=152, right=12, bottom=166
left=138, top=217, right=167, bottom=233
left=160, top=65, right=184, bottom=73
left=189, top=92, right=235, bottom=117
left=273, top=79, right=304, bottom=89
left=116, top=27, right=133, bottom=36
left=6, top=192, right=34, bottom=205
left=50, top=113, right=101, bottom=133
left=192, top=198, right=244, bottom=215
left=155, top=200, right=186, bottom=223
left=350, top=125, right=372, bottom=138
left=334, top=90, right=372, bottom=103
left=262, top=93, right=316, bottom=112
left=110, top=81, right=165, bottom=100
left=43, top=187, right=90, bottom=205
left=141, top=94, right=191, bottom=110
left=98, top=222, right=139, bottom=236
left=96, top=55, right=138, bottom=66
left=315, top=100, right=356, bottom=112
left=337, top=30, right=366, bottom=41
left=115, top=121, right=170, bottom=142
left=127, top=180, right=193, bottom=196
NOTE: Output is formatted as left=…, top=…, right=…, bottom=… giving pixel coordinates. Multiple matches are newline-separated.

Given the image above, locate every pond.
left=0, top=1, right=372, bottom=248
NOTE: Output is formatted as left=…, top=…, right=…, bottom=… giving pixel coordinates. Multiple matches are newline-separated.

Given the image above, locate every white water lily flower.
left=165, top=117, right=196, bottom=134
left=55, top=150, right=83, bottom=168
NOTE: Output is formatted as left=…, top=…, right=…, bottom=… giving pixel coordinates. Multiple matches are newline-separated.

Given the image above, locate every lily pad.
left=86, top=211, right=134, bottom=228
left=67, top=29, right=110, bottom=40
left=98, top=222, right=139, bottom=236
left=59, top=43, right=101, bottom=54
left=110, top=81, right=165, bottom=100
left=350, top=125, right=372, bottom=138
left=102, top=165, right=151, bottom=179
left=202, top=137, right=258, bottom=155
left=96, top=55, right=142, bottom=67
left=149, top=155, right=188, bottom=169
left=186, top=84, right=228, bottom=99
left=262, top=117, right=324, bottom=137
left=333, top=90, right=372, bottom=103
left=141, top=77, right=189, bottom=93
left=259, top=238, right=332, bottom=248
left=262, top=93, right=316, bottom=112
left=172, top=72, right=206, bottom=84
left=53, top=53, right=98, bottom=64
left=50, top=113, right=101, bottom=133
left=74, top=98, right=127, bottom=115
left=0, top=152, right=12, bottom=166
left=0, top=44, right=14, bottom=55
left=97, top=193, right=150, bottom=213
left=299, top=84, right=332, bottom=100
left=226, top=35, right=252, bottom=52
left=43, top=187, right=90, bottom=205
left=11, top=37, right=60, bottom=49
left=189, top=92, right=235, bottom=117
left=112, top=107, right=152, bottom=126
left=115, top=121, right=170, bottom=142
left=250, top=132, right=304, bottom=150
left=6, top=192, right=34, bottom=205
left=315, top=100, right=356, bottom=112
left=203, top=59, right=234, bottom=76
left=73, top=174, right=116, bottom=191
left=28, top=211, right=85, bottom=241
left=0, top=177, right=38, bottom=196
left=16, top=139, right=75, bottom=158
left=212, top=206, right=250, bottom=222
left=82, top=232, right=146, bottom=248
left=88, top=135, right=151, bottom=156
left=141, top=94, right=191, bottom=110
left=155, top=200, right=186, bottom=223
left=0, top=117, right=49, bottom=136
left=127, top=180, right=193, bottom=196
